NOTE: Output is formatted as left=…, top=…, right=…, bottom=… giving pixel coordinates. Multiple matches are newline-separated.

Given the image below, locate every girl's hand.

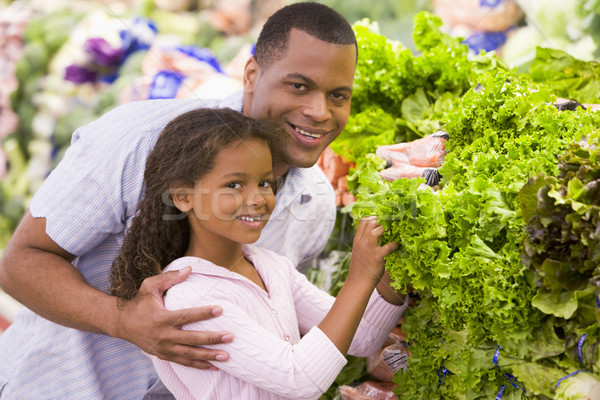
left=348, top=216, right=398, bottom=286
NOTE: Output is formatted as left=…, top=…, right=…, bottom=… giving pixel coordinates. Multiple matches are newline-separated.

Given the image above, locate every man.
left=0, top=2, right=357, bottom=399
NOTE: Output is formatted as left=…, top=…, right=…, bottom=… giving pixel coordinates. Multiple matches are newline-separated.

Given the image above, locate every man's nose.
left=302, top=93, right=331, bottom=122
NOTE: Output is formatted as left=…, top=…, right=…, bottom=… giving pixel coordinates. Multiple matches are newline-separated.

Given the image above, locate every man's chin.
left=290, top=158, right=318, bottom=169
left=279, top=151, right=319, bottom=169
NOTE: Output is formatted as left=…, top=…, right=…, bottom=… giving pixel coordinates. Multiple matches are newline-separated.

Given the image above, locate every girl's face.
left=181, top=138, right=275, bottom=247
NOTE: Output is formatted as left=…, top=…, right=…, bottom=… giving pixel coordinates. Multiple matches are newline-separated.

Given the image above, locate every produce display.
left=2, top=1, right=600, bottom=399
left=336, top=11, right=600, bottom=400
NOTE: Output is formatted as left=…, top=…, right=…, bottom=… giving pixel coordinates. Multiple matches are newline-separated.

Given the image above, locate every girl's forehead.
left=219, top=138, right=270, bottom=156
left=212, top=139, right=272, bottom=170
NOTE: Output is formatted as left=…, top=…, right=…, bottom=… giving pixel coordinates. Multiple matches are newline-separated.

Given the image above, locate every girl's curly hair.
left=109, top=107, right=285, bottom=300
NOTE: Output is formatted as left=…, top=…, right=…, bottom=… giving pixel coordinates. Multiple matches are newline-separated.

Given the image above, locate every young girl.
left=110, top=108, right=408, bottom=400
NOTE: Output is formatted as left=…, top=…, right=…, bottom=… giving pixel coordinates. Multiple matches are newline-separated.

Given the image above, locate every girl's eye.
left=227, top=182, right=242, bottom=189
left=260, top=180, right=272, bottom=188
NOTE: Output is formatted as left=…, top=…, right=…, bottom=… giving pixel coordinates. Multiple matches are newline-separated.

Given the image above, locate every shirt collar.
left=163, top=245, right=263, bottom=283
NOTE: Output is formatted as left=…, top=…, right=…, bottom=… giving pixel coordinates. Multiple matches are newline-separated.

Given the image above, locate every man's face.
left=243, top=28, right=356, bottom=170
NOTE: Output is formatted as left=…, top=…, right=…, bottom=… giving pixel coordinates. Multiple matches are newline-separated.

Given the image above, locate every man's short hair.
left=254, top=2, right=357, bottom=69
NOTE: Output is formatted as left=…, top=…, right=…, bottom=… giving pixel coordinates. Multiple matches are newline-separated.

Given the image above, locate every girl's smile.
left=236, top=213, right=268, bottom=229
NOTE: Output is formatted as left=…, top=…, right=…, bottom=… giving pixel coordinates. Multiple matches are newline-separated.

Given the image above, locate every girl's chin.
left=236, top=231, right=263, bottom=244
left=239, top=237, right=260, bottom=245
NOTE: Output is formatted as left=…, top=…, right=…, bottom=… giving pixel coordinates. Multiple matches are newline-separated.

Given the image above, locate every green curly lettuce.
left=348, top=69, right=600, bottom=398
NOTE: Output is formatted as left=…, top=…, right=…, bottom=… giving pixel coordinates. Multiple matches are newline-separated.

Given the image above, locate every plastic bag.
left=376, top=131, right=447, bottom=186
left=366, top=331, right=409, bottom=382
left=375, top=131, right=448, bottom=168
left=339, top=381, right=398, bottom=400
left=120, top=44, right=241, bottom=102
left=463, top=29, right=512, bottom=54
left=379, top=163, right=440, bottom=186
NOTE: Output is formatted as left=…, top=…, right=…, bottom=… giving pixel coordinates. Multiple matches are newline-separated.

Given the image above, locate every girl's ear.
left=171, top=185, right=194, bottom=213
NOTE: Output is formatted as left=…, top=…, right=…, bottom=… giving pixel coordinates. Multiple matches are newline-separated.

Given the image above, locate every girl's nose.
left=246, top=189, right=267, bottom=207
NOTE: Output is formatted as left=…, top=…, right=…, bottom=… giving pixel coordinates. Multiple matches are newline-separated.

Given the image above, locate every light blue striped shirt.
left=0, top=92, right=336, bottom=399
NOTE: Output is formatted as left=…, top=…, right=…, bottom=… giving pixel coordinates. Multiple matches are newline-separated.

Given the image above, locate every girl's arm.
left=299, top=217, right=404, bottom=355
left=154, top=219, right=401, bottom=399
left=313, top=217, right=397, bottom=354
left=376, top=270, right=409, bottom=306
left=291, top=269, right=407, bottom=358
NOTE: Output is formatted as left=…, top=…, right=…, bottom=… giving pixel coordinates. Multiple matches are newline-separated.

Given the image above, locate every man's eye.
left=331, top=92, right=348, bottom=101
left=227, top=182, right=242, bottom=189
left=291, top=83, right=307, bottom=91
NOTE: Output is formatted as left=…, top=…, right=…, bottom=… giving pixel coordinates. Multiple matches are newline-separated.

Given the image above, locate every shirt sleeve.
left=288, top=265, right=408, bottom=357
left=28, top=103, right=157, bottom=256
left=162, top=284, right=348, bottom=400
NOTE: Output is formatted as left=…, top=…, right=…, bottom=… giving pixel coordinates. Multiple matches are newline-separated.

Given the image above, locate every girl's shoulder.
left=163, top=256, right=238, bottom=280
left=162, top=257, right=237, bottom=310
left=163, top=256, right=211, bottom=273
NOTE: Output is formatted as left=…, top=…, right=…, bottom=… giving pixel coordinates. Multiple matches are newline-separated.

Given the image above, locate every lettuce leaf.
left=529, top=47, right=600, bottom=103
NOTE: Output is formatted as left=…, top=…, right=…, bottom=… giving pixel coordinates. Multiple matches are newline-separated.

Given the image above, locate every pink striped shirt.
left=150, top=245, right=407, bottom=400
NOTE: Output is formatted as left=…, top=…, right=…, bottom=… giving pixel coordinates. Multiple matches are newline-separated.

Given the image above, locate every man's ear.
left=243, top=56, right=259, bottom=92
left=171, top=185, right=194, bottom=213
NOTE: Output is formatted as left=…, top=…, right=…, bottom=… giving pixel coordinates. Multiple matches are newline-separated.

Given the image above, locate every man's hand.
left=0, top=211, right=232, bottom=370
left=114, top=268, right=233, bottom=369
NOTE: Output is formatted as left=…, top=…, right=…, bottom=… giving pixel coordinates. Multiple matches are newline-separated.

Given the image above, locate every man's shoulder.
left=102, top=94, right=241, bottom=127
left=110, top=90, right=243, bottom=113
left=72, top=92, right=243, bottom=144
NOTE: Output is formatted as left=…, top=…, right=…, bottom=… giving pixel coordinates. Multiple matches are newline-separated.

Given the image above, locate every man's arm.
left=0, top=211, right=232, bottom=368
